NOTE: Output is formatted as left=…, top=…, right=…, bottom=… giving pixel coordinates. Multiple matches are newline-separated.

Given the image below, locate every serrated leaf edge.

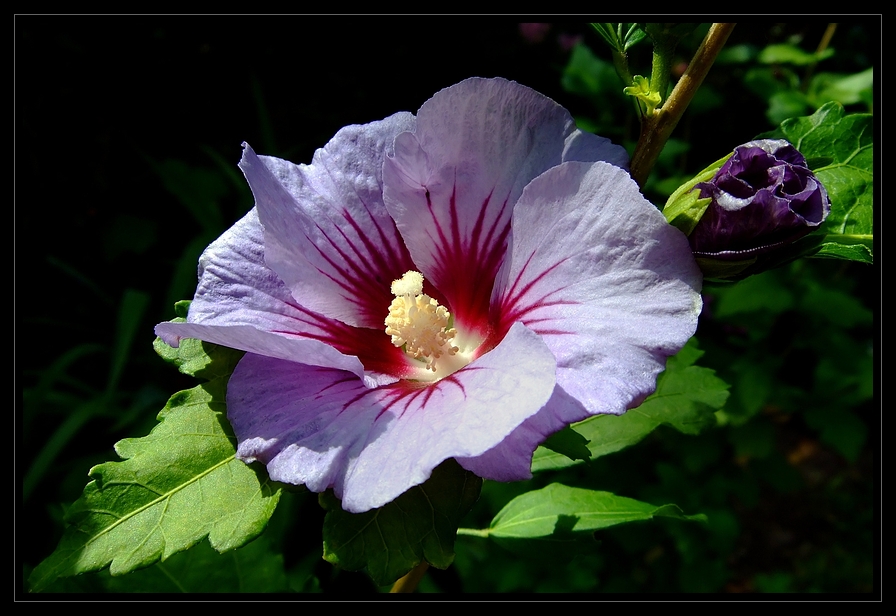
left=29, top=452, right=256, bottom=592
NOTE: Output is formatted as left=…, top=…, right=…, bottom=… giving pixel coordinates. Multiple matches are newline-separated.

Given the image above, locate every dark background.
left=18, top=17, right=877, bottom=593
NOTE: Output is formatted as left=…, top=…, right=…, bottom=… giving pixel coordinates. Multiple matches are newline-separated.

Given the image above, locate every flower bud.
left=663, top=139, right=831, bottom=281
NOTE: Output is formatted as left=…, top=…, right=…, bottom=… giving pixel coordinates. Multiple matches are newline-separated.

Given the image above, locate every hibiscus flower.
left=155, top=77, right=702, bottom=513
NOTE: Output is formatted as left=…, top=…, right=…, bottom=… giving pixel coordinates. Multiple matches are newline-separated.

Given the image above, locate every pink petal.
left=240, top=112, right=419, bottom=330
left=228, top=322, right=557, bottom=513
left=457, top=385, right=590, bottom=480
left=383, top=78, right=628, bottom=343
left=155, top=208, right=412, bottom=382
left=492, top=161, right=703, bottom=417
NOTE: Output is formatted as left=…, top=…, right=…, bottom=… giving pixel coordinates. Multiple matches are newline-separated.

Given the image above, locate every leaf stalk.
left=390, top=561, right=429, bottom=593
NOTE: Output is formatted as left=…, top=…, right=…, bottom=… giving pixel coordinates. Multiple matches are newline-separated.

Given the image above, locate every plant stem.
left=611, top=48, right=634, bottom=86
left=650, top=39, right=675, bottom=109
left=629, top=23, right=736, bottom=189
left=803, top=22, right=837, bottom=90
left=389, top=561, right=430, bottom=593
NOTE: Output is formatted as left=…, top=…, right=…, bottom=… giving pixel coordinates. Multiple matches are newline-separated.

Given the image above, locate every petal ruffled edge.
left=241, top=111, right=419, bottom=331
left=383, top=77, right=629, bottom=344
left=491, top=160, right=703, bottom=418
left=456, top=385, right=590, bottom=481
left=228, top=321, right=557, bottom=512
left=154, top=207, right=410, bottom=383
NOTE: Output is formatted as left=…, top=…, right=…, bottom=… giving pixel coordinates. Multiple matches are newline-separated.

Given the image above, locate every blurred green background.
left=18, top=18, right=877, bottom=593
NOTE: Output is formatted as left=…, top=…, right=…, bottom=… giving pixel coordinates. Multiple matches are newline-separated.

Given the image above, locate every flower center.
left=385, top=271, right=460, bottom=373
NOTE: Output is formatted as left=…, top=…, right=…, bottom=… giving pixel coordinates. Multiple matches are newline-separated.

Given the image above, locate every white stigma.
left=390, top=270, right=424, bottom=297
left=384, top=271, right=459, bottom=372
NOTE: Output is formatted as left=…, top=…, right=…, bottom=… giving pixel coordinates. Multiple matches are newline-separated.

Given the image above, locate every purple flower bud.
left=690, top=139, right=830, bottom=259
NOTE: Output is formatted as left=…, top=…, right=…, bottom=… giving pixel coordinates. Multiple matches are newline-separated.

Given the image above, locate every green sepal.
left=661, top=152, right=729, bottom=234
left=320, top=458, right=481, bottom=587
left=694, top=255, right=758, bottom=282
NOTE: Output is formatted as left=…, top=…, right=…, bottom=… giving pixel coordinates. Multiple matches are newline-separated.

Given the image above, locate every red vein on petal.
left=303, top=220, right=395, bottom=326
left=494, top=254, right=578, bottom=337
left=272, top=300, right=412, bottom=378
left=427, top=179, right=510, bottom=337
left=339, top=366, right=475, bottom=421
left=340, top=206, right=415, bottom=280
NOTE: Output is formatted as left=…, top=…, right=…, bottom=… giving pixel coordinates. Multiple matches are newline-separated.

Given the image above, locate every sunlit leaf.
left=28, top=379, right=281, bottom=592
left=153, top=305, right=245, bottom=380
left=764, top=102, right=873, bottom=263
left=488, top=483, right=706, bottom=540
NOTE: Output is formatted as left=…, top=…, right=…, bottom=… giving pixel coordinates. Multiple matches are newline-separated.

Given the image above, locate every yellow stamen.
left=385, top=271, right=459, bottom=372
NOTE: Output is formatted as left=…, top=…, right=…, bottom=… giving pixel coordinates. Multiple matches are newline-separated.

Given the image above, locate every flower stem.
left=629, top=23, right=736, bottom=190
left=389, top=561, right=430, bottom=593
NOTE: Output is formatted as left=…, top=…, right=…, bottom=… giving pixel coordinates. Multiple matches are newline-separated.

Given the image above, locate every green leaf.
left=716, top=43, right=759, bottom=65
left=591, top=23, right=645, bottom=52
left=766, top=90, right=811, bottom=125
left=42, top=533, right=289, bottom=593
left=107, top=535, right=289, bottom=593
left=28, top=379, right=281, bottom=592
left=561, top=43, right=620, bottom=101
left=809, top=68, right=873, bottom=107
left=712, top=269, right=795, bottom=318
left=769, top=102, right=874, bottom=263
left=758, top=43, right=834, bottom=66
left=488, top=483, right=706, bottom=540
left=621, top=23, right=647, bottom=51
left=532, top=339, right=728, bottom=472
left=540, top=426, right=591, bottom=463
left=591, top=23, right=623, bottom=51
left=154, top=309, right=245, bottom=380
left=321, top=458, right=482, bottom=587
left=813, top=240, right=872, bottom=264
left=108, top=288, right=151, bottom=394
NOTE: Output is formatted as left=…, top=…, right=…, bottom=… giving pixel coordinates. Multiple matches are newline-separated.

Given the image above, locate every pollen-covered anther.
left=385, top=271, right=459, bottom=371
